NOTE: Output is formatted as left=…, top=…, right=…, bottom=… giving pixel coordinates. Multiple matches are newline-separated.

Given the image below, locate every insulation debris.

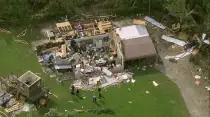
left=161, top=35, right=186, bottom=47
left=153, top=81, right=159, bottom=87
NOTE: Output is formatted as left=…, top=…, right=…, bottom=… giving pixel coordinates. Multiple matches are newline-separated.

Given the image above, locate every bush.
left=189, top=55, right=201, bottom=66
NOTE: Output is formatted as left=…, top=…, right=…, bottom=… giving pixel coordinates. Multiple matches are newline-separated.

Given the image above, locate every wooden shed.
left=115, top=25, right=156, bottom=61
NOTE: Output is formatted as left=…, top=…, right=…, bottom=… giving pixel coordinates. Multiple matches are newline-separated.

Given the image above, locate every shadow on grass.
left=37, top=99, right=58, bottom=115
left=76, top=94, right=84, bottom=100
left=87, top=108, right=115, bottom=115
left=94, top=102, right=102, bottom=107
left=133, top=68, right=160, bottom=77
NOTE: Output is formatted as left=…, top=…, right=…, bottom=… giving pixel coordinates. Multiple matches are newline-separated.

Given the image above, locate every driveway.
left=149, top=28, right=210, bottom=117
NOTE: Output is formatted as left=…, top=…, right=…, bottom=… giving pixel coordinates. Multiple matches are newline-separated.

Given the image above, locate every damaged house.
left=113, top=24, right=156, bottom=64
left=33, top=20, right=157, bottom=90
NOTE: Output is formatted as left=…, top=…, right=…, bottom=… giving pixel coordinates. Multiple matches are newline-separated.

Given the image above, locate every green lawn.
left=0, top=32, right=190, bottom=117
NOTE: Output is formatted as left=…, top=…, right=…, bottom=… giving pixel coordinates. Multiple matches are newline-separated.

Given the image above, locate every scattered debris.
left=153, top=81, right=159, bottom=87
left=144, top=16, right=166, bottom=30
left=128, top=101, right=132, bottom=104
left=146, top=91, right=150, bottom=94
left=68, top=100, right=74, bottom=103
left=195, top=80, right=200, bottom=86
left=194, top=75, right=201, bottom=80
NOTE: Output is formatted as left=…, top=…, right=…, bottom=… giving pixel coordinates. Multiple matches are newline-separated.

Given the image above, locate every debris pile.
left=32, top=19, right=135, bottom=90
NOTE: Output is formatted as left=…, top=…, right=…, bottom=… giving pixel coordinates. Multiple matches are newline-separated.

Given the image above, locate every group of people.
left=70, top=85, right=103, bottom=103
left=70, top=85, right=79, bottom=95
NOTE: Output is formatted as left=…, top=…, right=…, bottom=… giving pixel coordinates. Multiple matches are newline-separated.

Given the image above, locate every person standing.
left=98, top=88, right=102, bottom=99
left=70, top=85, right=75, bottom=95
left=93, top=95, right=97, bottom=103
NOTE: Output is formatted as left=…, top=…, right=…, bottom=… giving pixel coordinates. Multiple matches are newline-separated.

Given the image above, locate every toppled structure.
left=17, top=71, right=46, bottom=102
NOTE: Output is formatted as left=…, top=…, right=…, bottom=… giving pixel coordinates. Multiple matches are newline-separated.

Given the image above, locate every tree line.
left=0, top=0, right=209, bottom=33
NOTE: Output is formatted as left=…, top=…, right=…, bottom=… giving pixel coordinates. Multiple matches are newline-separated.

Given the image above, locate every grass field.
left=0, top=32, right=190, bottom=117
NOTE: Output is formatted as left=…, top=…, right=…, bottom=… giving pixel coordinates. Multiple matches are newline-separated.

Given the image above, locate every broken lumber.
left=17, top=29, right=27, bottom=38
left=0, top=28, right=11, bottom=34
left=132, top=19, right=146, bottom=25
left=74, top=109, right=86, bottom=113
left=4, top=102, right=24, bottom=113
left=14, top=40, right=28, bottom=45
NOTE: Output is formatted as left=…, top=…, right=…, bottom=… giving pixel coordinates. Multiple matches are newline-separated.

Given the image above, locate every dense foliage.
left=0, top=0, right=209, bottom=33
left=0, top=0, right=164, bottom=25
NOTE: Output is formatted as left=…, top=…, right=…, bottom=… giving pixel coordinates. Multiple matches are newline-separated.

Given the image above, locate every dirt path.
left=149, top=28, right=210, bottom=117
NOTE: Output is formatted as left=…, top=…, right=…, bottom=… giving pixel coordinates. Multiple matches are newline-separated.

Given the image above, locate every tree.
left=43, top=108, right=73, bottom=117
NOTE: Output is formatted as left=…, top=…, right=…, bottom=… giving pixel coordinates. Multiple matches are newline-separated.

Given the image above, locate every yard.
left=0, top=32, right=190, bottom=117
